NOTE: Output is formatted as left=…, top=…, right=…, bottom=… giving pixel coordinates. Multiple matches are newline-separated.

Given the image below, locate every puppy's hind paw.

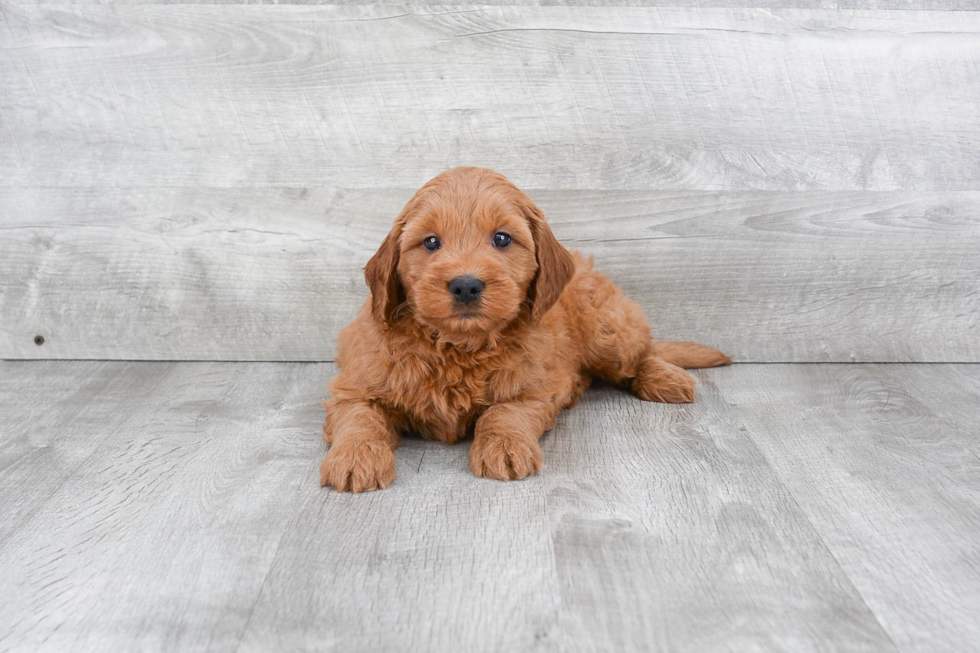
left=320, top=439, right=396, bottom=493
left=632, top=358, right=696, bottom=404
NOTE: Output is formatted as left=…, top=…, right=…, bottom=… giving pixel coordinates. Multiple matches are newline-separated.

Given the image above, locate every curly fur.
left=320, top=167, right=731, bottom=492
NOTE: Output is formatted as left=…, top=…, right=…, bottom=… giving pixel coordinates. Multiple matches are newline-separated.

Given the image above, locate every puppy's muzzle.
left=449, top=275, right=483, bottom=305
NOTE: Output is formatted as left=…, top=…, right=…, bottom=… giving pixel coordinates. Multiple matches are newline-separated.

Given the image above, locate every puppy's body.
left=321, top=167, right=730, bottom=492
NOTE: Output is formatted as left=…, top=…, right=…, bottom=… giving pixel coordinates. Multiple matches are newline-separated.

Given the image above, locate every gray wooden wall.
left=2, top=3, right=978, bottom=362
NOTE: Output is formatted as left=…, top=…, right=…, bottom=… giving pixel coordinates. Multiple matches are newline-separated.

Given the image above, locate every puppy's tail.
left=653, top=341, right=732, bottom=369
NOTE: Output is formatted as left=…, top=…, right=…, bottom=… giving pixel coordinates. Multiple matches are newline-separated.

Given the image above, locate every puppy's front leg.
left=470, top=399, right=556, bottom=481
left=320, top=399, right=398, bottom=493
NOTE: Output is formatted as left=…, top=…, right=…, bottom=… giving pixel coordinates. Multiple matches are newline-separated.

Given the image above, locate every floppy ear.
left=522, top=198, right=575, bottom=320
left=364, top=224, right=404, bottom=329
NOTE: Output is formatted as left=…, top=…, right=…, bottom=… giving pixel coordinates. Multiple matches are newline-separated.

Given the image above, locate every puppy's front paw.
left=320, top=439, right=396, bottom=493
left=633, top=359, right=696, bottom=403
left=470, top=431, right=543, bottom=481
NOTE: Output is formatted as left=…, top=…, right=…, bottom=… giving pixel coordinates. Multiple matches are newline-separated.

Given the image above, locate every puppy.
left=320, top=167, right=731, bottom=492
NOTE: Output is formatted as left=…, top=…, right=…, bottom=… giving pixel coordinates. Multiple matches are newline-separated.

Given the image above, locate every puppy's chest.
left=387, top=352, right=523, bottom=443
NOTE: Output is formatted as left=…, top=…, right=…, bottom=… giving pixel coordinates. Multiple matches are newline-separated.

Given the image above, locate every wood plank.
left=0, top=360, right=334, bottom=651
left=3, top=187, right=978, bottom=362
left=719, top=364, right=980, bottom=652
left=0, top=186, right=376, bottom=362
left=2, top=6, right=979, bottom=190
left=544, top=373, right=898, bottom=652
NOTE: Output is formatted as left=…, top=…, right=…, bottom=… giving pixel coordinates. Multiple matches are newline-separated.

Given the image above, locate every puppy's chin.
left=445, top=310, right=504, bottom=333
left=416, top=307, right=515, bottom=338
left=407, top=297, right=523, bottom=344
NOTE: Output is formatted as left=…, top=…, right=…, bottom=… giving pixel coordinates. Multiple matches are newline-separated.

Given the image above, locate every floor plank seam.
left=233, top=465, right=321, bottom=653
left=717, top=393, right=905, bottom=652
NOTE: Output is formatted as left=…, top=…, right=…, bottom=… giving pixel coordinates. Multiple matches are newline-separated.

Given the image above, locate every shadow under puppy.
left=321, top=167, right=731, bottom=492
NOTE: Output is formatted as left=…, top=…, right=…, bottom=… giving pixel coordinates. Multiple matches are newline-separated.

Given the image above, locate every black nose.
left=449, top=276, right=484, bottom=304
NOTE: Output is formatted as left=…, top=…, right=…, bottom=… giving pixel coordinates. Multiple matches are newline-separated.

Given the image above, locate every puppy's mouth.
left=452, top=308, right=482, bottom=320
left=442, top=303, right=490, bottom=332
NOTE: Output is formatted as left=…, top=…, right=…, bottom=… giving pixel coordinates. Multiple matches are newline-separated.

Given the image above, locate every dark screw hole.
left=34, top=335, right=45, bottom=346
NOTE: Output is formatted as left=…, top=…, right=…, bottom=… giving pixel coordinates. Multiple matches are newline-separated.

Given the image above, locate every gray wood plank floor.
left=2, top=361, right=977, bottom=652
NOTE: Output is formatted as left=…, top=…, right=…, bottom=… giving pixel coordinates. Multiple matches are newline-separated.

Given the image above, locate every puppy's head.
left=365, top=167, right=574, bottom=338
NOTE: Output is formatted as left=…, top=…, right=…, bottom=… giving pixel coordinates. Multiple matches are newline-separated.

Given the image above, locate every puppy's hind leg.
left=631, top=355, right=697, bottom=404
left=575, top=271, right=727, bottom=404
left=632, top=341, right=731, bottom=403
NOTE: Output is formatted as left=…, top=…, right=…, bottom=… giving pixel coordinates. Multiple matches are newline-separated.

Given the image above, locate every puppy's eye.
left=492, top=232, right=512, bottom=249
left=423, top=236, right=441, bottom=251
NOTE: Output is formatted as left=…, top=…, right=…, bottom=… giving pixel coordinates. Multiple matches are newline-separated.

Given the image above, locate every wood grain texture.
left=2, top=360, right=944, bottom=652
left=2, top=6, right=980, bottom=191
left=3, top=187, right=978, bottom=362
left=3, top=362, right=979, bottom=650
left=543, top=377, right=897, bottom=652
left=236, top=440, right=561, bottom=652
left=0, top=361, right=174, bottom=545
left=719, top=364, right=980, bottom=653
left=0, top=361, right=329, bottom=651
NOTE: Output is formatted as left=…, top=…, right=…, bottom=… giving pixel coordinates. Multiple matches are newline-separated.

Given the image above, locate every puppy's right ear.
left=364, top=225, right=403, bottom=329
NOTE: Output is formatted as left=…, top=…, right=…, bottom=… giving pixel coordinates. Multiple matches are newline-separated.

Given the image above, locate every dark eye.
left=492, top=232, right=512, bottom=249
left=423, top=235, right=441, bottom=251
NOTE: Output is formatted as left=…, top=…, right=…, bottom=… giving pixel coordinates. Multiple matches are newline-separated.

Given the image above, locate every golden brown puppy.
left=320, top=167, right=731, bottom=492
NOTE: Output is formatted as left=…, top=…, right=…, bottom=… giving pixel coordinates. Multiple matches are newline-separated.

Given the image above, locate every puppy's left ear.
left=522, top=197, right=575, bottom=321
left=364, top=224, right=403, bottom=329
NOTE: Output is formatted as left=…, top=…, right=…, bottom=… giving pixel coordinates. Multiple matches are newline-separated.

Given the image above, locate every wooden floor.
left=1, top=361, right=978, bottom=652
